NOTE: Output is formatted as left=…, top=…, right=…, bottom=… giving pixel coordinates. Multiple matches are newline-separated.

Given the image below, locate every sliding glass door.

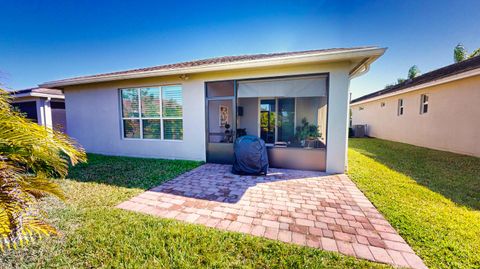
left=277, top=98, right=295, bottom=143
left=260, top=98, right=295, bottom=145
left=260, top=99, right=276, bottom=144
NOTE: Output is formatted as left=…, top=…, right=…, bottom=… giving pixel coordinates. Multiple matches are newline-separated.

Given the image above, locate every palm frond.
left=19, top=176, right=65, bottom=200
left=0, top=88, right=86, bottom=250
left=0, top=212, right=57, bottom=251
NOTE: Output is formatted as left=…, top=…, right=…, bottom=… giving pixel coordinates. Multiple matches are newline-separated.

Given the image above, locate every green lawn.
left=5, top=141, right=478, bottom=268
left=2, top=154, right=383, bottom=268
left=348, top=138, right=480, bottom=269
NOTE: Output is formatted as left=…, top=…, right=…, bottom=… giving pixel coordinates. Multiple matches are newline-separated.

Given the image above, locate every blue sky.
left=1, top=0, right=479, bottom=98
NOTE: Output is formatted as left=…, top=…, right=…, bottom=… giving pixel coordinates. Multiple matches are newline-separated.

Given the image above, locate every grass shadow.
left=67, top=153, right=202, bottom=190
left=349, top=138, right=480, bottom=210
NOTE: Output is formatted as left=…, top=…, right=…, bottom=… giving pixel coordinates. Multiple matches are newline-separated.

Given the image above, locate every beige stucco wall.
left=64, top=61, right=353, bottom=173
left=351, top=75, right=480, bottom=157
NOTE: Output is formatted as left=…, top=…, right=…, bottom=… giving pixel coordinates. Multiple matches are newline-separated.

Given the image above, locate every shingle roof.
left=351, top=55, right=480, bottom=104
left=42, top=46, right=381, bottom=86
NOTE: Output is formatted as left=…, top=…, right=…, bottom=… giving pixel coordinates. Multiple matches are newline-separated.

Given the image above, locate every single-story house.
left=351, top=55, right=480, bottom=157
left=10, top=87, right=67, bottom=132
left=40, top=47, right=385, bottom=173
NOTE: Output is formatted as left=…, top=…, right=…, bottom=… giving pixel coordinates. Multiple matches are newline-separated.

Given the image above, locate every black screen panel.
left=12, top=101, right=38, bottom=122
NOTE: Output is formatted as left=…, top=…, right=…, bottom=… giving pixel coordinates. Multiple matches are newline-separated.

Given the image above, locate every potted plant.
left=295, top=118, right=321, bottom=149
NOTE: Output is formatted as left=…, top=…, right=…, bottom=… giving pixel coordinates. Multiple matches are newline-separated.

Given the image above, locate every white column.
left=37, top=98, right=53, bottom=129
left=325, top=70, right=350, bottom=174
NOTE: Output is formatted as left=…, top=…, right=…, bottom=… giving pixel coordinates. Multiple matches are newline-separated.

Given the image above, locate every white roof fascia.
left=11, top=92, right=65, bottom=99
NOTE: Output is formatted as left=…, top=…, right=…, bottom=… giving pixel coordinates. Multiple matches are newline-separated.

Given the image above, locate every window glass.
left=164, top=119, right=183, bottom=140
left=123, top=119, right=140, bottom=138
left=162, top=86, right=183, bottom=117
left=141, top=88, right=161, bottom=118
left=421, top=95, right=429, bottom=114
left=120, top=86, right=183, bottom=140
left=121, top=89, right=139, bottom=117
left=142, top=119, right=161, bottom=139
left=260, top=99, right=276, bottom=144
left=277, top=98, right=295, bottom=142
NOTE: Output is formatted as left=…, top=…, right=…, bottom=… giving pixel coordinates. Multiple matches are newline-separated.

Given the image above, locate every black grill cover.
left=232, top=135, right=269, bottom=175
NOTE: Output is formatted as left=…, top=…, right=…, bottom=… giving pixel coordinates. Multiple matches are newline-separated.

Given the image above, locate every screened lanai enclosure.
left=206, top=74, right=328, bottom=171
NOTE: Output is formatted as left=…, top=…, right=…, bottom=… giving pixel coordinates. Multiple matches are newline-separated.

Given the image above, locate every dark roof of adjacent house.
left=11, top=87, right=64, bottom=98
left=40, top=46, right=386, bottom=88
left=351, top=55, right=480, bottom=104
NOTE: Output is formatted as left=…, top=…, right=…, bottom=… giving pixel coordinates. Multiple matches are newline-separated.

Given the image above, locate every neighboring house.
left=351, top=55, right=480, bottom=157
left=40, top=47, right=385, bottom=173
left=10, top=88, right=67, bottom=132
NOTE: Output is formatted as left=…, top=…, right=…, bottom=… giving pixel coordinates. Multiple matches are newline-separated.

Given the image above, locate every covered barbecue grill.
left=231, top=135, right=269, bottom=175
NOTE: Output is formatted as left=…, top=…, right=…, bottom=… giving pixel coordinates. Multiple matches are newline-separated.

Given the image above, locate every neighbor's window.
left=120, top=86, right=183, bottom=140
left=420, top=94, right=428, bottom=114
left=398, top=99, right=404, bottom=115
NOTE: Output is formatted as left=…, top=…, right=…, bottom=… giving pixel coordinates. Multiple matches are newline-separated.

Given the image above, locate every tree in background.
left=385, top=65, right=420, bottom=88
left=396, top=78, right=406, bottom=84
left=408, top=65, right=421, bottom=79
left=0, top=89, right=86, bottom=250
left=454, top=44, right=468, bottom=63
left=470, top=48, right=480, bottom=58
left=454, top=43, right=480, bottom=62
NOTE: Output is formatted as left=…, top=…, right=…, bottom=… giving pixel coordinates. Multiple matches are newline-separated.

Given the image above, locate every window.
left=397, top=99, right=404, bottom=115
left=120, top=86, right=183, bottom=140
left=420, top=94, right=428, bottom=114
left=359, top=107, right=364, bottom=111
left=380, top=102, right=385, bottom=108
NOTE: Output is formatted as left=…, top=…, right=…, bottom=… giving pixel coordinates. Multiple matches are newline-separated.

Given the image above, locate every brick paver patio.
left=117, top=164, right=427, bottom=269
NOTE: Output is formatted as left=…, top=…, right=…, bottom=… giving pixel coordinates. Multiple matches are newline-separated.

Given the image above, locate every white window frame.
left=397, top=99, right=404, bottom=116
left=420, top=94, right=429, bottom=114
left=119, top=85, right=183, bottom=141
